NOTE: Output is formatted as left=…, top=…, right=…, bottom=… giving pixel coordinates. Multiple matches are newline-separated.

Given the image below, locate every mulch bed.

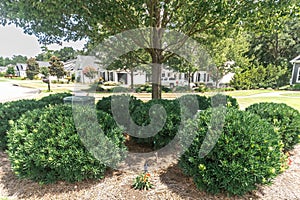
left=1, top=144, right=299, bottom=200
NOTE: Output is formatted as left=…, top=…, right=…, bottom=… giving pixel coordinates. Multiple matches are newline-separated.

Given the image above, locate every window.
left=297, top=66, right=300, bottom=82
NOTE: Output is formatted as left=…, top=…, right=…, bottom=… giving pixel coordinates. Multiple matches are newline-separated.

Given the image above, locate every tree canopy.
left=0, top=0, right=296, bottom=98
left=26, top=57, right=39, bottom=80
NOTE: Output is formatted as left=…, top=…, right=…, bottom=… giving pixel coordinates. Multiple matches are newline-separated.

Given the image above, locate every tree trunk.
left=151, top=27, right=163, bottom=99
left=47, top=81, right=51, bottom=92
left=130, top=69, right=134, bottom=90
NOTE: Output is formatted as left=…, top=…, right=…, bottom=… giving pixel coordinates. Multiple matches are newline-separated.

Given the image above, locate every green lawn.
left=223, top=89, right=275, bottom=97
left=236, top=96, right=300, bottom=111
left=279, top=92, right=300, bottom=97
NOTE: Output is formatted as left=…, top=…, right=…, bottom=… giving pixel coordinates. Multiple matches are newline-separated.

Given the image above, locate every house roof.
left=75, top=55, right=100, bottom=70
left=37, top=61, right=50, bottom=67
left=290, top=55, right=300, bottom=64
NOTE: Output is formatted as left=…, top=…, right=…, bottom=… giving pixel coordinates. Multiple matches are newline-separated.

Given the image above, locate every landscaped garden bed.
left=0, top=93, right=299, bottom=199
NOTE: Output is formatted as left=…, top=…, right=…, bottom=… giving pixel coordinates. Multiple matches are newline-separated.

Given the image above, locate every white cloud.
left=0, top=24, right=86, bottom=58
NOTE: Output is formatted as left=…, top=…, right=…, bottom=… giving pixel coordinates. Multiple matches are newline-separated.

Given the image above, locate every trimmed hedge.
left=7, top=104, right=126, bottom=183
left=39, top=92, right=71, bottom=105
left=246, top=102, right=300, bottom=151
left=96, top=94, right=143, bottom=116
left=0, top=93, right=71, bottom=150
left=131, top=99, right=181, bottom=149
left=96, top=94, right=238, bottom=149
left=179, top=108, right=284, bottom=195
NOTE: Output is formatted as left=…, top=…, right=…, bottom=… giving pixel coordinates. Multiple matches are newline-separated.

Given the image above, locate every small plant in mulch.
left=132, top=172, right=153, bottom=190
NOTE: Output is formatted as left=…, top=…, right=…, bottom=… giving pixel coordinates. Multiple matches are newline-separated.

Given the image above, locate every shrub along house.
left=290, top=55, right=300, bottom=85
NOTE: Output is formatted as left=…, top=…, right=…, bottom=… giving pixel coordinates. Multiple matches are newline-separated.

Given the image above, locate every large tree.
left=0, top=0, right=291, bottom=98
left=26, top=57, right=39, bottom=80
left=49, top=56, right=66, bottom=81
left=245, top=0, right=299, bottom=68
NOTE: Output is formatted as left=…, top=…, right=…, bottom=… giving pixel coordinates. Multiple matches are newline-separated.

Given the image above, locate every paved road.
left=0, top=82, right=41, bottom=103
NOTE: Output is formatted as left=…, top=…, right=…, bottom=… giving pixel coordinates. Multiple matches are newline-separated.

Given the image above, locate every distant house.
left=290, top=55, right=300, bottom=85
left=15, top=61, right=51, bottom=78
left=0, top=66, right=7, bottom=73
left=15, top=63, right=27, bottom=77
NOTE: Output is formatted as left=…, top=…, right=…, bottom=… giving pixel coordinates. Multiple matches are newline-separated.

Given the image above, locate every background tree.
left=82, top=66, right=97, bottom=83
left=206, top=30, right=252, bottom=88
left=40, top=66, right=51, bottom=91
left=0, top=0, right=292, bottom=98
left=54, top=47, right=78, bottom=62
left=5, top=66, right=15, bottom=76
left=36, top=46, right=54, bottom=61
left=244, top=1, right=299, bottom=68
left=0, top=55, right=27, bottom=66
left=11, top=55, right=28, bottom=65
left=49, top=56, right=65, bottom=81
left=26, top=58, right=39, bottom=80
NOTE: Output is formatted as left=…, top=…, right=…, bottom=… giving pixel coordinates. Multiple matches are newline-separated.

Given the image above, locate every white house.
left=0, top=66, right=7, bottom=73
left=290, top=55, right=300, bottom=85
left=15, top=63, right=27, bottom=77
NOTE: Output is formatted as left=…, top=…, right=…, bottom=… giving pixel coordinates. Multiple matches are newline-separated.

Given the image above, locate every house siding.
left=292, top=64, right=300, bottom=84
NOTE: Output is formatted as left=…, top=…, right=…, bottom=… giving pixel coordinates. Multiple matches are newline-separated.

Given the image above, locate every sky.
left=0, top=24, right=86, bottom=58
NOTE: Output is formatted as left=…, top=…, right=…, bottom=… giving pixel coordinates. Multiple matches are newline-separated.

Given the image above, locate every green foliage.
left=132, top=172, right=153, bottom=190
left=131, top=99, right=181, bottom=149
left=40, top=66, right=49, bottom=77
left=177, top=94, right=210, bottom=116
left=193, top=83, right=208, bottom=93
left=135, top=84, right=171, bottom=93
left=26, top=58, right=40, bottom=80
left=135, top=84, right=152, bottom=93
left=246, top=102, right=300, bottom=151
left=5, top=66, right=15, bottom=75
left=49, top=56, right=66, bottom=81
left=0, top=0, right=294, bottom=99
left=7, top=104, right=125, bottom=183
left=39, top=92, right=71, bottom=105
left=95, top=94, right=237, bottom=149
left=96, top=95, right=143, bottom=116
left=173, top=86, right=191, bottom=93
left=0, top=93, right=71, bottom=150
left=230, top=64, right=288, bottom=90
left=211, top=94, right=239, bottom=109
left=0, top=99, right=42, bottom=150
left=179, top=108, right=284, bottom=195
left=292, top=84, right=300, bottom=91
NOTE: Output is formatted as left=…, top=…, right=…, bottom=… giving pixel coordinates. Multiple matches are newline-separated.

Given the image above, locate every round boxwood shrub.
left=246, top=102, right=300, bottom=151
left=96, top=95, right=143, bottom=115
left=179, top=108, right=284, bottom=196
left=211, top=94, right=239, bottom=109
left=0, top=99, right=43, bottom=150
left=0, top=93, right=71, bottom=150
left=38, top=92, right=71, bottom=105
left=7, top=104, right=126, bottom=183
left=131, top=99, right=181, bottom=149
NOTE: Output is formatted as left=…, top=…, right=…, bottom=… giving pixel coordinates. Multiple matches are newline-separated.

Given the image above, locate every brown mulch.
left=1, top=144, right=300, bottom=200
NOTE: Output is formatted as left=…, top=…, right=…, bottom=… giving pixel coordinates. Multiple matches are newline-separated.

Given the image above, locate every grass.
left=279, top=92, right=300, bottom=97
left=236, top=96, right=300, bottom=111
left=223, top=89, right=275, bottom=97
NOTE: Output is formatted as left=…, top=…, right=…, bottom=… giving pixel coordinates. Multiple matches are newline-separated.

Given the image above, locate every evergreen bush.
left=246, top=102, right=300, bottom=151
left=7, top=104, right=126, bottom=183
left=179, top=108, right=284, bottom=195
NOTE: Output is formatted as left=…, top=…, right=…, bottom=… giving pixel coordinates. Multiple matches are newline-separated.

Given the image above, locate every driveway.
left=0, top=82, right=41, bottom=103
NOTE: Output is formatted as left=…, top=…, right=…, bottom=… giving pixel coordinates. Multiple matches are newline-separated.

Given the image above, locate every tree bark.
left=150, top=27, right=164, bottom=99
left=130, top=69, right=134, bottom=89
